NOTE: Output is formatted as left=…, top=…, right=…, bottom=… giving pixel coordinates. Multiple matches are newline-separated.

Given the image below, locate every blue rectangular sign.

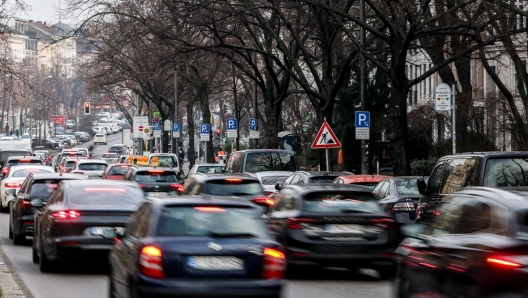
left=172, top=123, right=180, bottom=132
left=200, top=124, right=210, bottom=134
left=355, top=111, right=370, bottom=128
left=249, top=118, right=257, bottom=131
left=153, top=123, right=161, bottom=130
left=227, top=118, right=238, bottom=130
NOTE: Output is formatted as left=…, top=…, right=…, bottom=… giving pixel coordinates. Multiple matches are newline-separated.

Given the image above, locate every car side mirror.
left=401, top=223, right=428, bottom=239
left=31, top=199, right=43, bottom=208
left=275, top=183, right=282, bottom=191
left=5, top=189, right=16, bottom=196
left=417, top=178, right=427, bottom=195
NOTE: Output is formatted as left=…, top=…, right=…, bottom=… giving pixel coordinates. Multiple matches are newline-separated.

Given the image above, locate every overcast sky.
left=18, top=0, right=69, bottom=24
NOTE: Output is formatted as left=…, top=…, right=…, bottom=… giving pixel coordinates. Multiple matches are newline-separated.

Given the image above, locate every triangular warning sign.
left=311, top=119, right=342, bottom=149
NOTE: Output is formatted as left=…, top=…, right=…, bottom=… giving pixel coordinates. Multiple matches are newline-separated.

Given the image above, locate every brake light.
left=370, top=218, right=396, bottom=230
left=148, top=169, right=165, bottom=174
left=287, top=218, right=318, bottom=229
left=139, top=184, right=145, bottom=187
left=262, top=248, right=286, bottom=279
left=194, top=207, right=226, bottom=212
left=169, top=184, right=184, bottom=193
left=52, top=210, right=80, bottom=219
left=392, top=201, right=415, bottom=212
left=252, top=197, right=276, bottom=206
left=225, top=178, right=243, bottom=183
left=5, top=182, right=21, bottom=188
left=21, top=200, right=31, bottom=207
left=487, top=257, right=523, bottom=268
left=19, top=159, right=31, bottom=162
left=62, top=168, right=67, bottom=173
left=2, top=167, right=8, bottom=175
left=139, top=245, right=164, bottom=279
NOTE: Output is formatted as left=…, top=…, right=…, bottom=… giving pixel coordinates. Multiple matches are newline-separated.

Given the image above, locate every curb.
left=0, top=244, right=33, bottom=298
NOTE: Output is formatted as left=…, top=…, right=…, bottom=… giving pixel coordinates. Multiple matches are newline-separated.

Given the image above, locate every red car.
left=332, top=174, right=391, bottom=190
left=101, top=164, right=135, bottom=180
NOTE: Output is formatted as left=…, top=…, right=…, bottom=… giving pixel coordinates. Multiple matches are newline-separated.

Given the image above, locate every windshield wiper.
left=209, top=232, right=257, bottom=238
left=231, top=192, right=253, bottom=196
left=340, top=209, right=370, bottom=213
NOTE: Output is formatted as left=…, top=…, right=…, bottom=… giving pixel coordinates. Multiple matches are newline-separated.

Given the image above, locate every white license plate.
left=90, top=227, right=126, bottom=236
left=324, top=224, right=364, bottom=234
left=147, top=192, right=168, bottom=197
left=187, top=256, right=243, bottom=270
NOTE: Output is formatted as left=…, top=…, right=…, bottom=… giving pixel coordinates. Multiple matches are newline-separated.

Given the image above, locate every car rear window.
left=261, top=176, right=289, bottom=185
left=156, top=206, right=267, bottom=238
left=95, top=134, right=105, bottom=137
left=484, top=157, right=528, bottom=187
left=69, top=186, right=144, bottom=206
left=396, top=179, right=420, bottom=195
left=30, top=180, right=62, bottom=200
left=348, top=182, right=380, bottom=190
left=196, top=166, right=224, bottom=174
left=109, top=165, right=130, bottom=175
left=151, top=156, right=178, bottom=167
left=244, top=152, right=297, bottom=172
left=135, top=170, right=178, bottom=182
left=12, top=168, right=52, bottom=177
left=309, top=176, right=339, bottom=183
left=302, top=192, right=380, bottom=213
left=78, top=163, right=107, bottom=171
left=102, top=153, right=117, bottom=158
left=65, top=161, right=76, bottom=167
left=203, top=179, right=263, bottom=196
left=0, top=151, right=32, bottom=165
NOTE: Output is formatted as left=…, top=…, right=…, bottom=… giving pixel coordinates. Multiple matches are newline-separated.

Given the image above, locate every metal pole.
left=174, top=68, right=178, bottom=151
left=325, top=147, right=330, bottom=172
left=360, top=0, right=368, bottom=174
left=452, top=83, right=456, bottom=154
left=252, top=52, right=258, bottom=149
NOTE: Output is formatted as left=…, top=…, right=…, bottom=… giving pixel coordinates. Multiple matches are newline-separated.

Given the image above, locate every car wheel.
left=32, top=238, right=40, bottom=264
left=12, top=227, right=25, bottom=245
left=0, top=201, right=7, bottom=213
left=376, top=266, right=396, bottom=280
left=39, top=235, right=52, bottom=272
left=8, top=217, right=13, bottom=239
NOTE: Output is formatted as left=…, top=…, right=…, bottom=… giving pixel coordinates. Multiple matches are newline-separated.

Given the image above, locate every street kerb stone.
left=0, top=244, right=33, bottom=298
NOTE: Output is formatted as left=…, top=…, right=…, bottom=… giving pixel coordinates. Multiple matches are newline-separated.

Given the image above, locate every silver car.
left=70, top=159, right=108, bottom=179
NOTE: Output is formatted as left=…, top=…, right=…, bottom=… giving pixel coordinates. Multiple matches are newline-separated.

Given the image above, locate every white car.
left=94, top=133, right=107, bottom=145
left=101, top=153, right=118, bottom=164
left=0, top=164, right=55, bottom=212
left=71, top=159, right=108, bottom=179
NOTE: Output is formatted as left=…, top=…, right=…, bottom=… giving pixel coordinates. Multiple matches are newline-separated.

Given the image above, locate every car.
left=21, top=134, right=31, bottom=143
left=123, top=166, right=184, bottom=197
left=104, top=126, right=112, bottom=135
left=101, top=152, right=118, bottom=164
left=64, top=135, right=78, bottom=146
left=109, top=196, right=285, bottom=298
left=269, top=184, right=398, bottom=279
left=225, top=149, right=298, bottom=173
left=70, top=159, right=108, bottom=179
left=0, top=136, right=17, bottom=141
left=333, top=174, right=391, bottom=190
left=73, top=131, right=90, bottom=142
left=46, top=139, right=62, bottom=149
left=372, top=176, right=427, bottom=224
left=395, top=187, right=528, bottom=298
left=248, top=171, right=292, bottom=196
left=92, top=127, right=104, bottom=135
left=66, top=120, right=75, bottom=129
left=32, top=180, right=145, bottom=272
left=9, top=173, right=88, bottom=245
left=102, top=164, right=135, bottom=180
left=93, top=133, right=107, bottom=145
left=34, top=150, right=51, bottom=166
left=416, top=151, right=528, bottom=224
left=2, top=155, right=44, bottom=178
left=58, top=157, right=86, bottom=173
left=109, top=144, right=126, bottom=155
left=278, top=171, right=352, bottom=188
left=148, top=153, right=183, bottom=177
left=0, top=165, right=55, bottom=213
left=187, top=163, right=226, bottom=176
left=0, top=149, right=33, bottom=168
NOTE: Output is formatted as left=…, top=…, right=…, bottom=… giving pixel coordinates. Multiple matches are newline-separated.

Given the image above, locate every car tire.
left=377, top=266, right=397, bottom=280
left=32, top=239, right=40, bottom=264
left=12, top=228, right=25, bottom=245
left=39, top=235, right=52, bottom=272
left=0, top=202, right=7, bottom=214
left=8, top=217, right=13, bottom=239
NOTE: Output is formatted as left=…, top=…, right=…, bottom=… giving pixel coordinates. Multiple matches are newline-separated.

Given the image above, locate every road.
left=0, top=132, right=393, bottom=298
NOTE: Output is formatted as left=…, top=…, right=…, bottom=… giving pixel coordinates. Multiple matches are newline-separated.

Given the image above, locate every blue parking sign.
left=200, top=124, right=210, bottom=134
left=172, top=123, right=180, bottom=132
left=249, top=118, right=257, bottom=131
left=227, top=118, right=238, bottom=130
left=355, top=111, right=370, bottom=128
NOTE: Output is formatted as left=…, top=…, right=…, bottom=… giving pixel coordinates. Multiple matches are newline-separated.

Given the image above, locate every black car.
left=109, top=197, right=284, bottom=298
left=123, top=167, right=184, bottom=197
left=274, top=171, right=352, bottom=191
left=2, top=156, right=43, bottom=178
left=73, top=131, right=90, bottom=143
left=396, top=187, right=528, bottom=298
left=416, top=152, right=528, bottom=224
left=372, top=176, right=426, bottom=224
left=9, top=173, right=87, bottom=245
left=269, top=184, right=398, bottom=279
left=32, top=180, right=145, bottom=272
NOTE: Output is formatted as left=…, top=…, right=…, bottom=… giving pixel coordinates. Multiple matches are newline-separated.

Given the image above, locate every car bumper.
left=46, top=236, right=114, bottom=261
left=20, top=215, right=34, bottom=235
left=135, top=277, right=283, bottom=298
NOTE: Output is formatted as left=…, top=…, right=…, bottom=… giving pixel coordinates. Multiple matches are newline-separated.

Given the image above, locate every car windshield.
left=95, top=134, right=105, bottom=137
left=12, top=168, right=52, bottom=177
left=135, top=171, right=179, bottom=182
left=69, top=186, right=143, bottom=206
left=302, top=192, right=380, bottom=213
left=65, top=161, right=76, bottom=167
left=196, top=166, right=224, bottom=174
left=244, top=152, right=297, bottom=172
left=309, top=176, right=339, bottom=183
left=78, top=163, right=107, bottom=171
left=156, top=206, right=267, bottom=238
left=396, top=179, right=420, bottom=195
left=261, top=176, right=289, bottom=185
left=483, top=157, right=528, bottom=187
left=203, top=179, right=263, bottom=196
left=151, top=156, right=177, bottom=167
left=30, top=180, right=62, bottom=200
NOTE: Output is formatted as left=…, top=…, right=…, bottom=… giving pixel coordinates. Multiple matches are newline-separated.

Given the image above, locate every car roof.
left=294, top=171, right=352, bottom=176
left=62, top=179, right=140, bottom=188
left=456, top=187, right=528, bottom=209
left=251, top=171, right=293, bottom=177
left=9, top=164, right=54, bottom=171
left=336, top=174, right=391, bottom=183
left=31, top=173, right=87, bottom=180
left=283, top=183, right=375, bottom=194
left=0, top=149, right=31, bottom=152
left=77, top=159, right=107, bottom=164
left=135, top=166, right=176, bottom=172
left=7, top=155, right=40, bottom=160
left=147, top=195, right=260, bottom=208
left=193, top=173, right=258, bottom=181
left=439, top=151, right=528, bottom=159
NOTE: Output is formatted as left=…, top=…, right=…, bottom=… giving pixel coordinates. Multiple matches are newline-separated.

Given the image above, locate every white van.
left=107, top=120, right=119, bottom=133
left=0, top=141, right=32, bottom=151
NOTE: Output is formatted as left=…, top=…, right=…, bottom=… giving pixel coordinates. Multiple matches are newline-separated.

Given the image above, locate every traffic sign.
left=200, top=124, right=210, bottom=134
left=153, top=112, right=161, bottom=124
left=172, top=123, right=180, bottom=132
left=143, top=127, right=150, bottom=134
left=435, top=83, right=451, bottom=111
left=154, top=130, right=161, bottom=137
left=133, top=116, right=149, bottom=138
left=355, top=128, right=370, bottom=140
left=311, top=119, right=341, bottom=149
left=153, top=123, right=160, bottom=130
left=355, top=111, right=370, bottom=128
left=249, top=131, right=259, bottom=139
left=249, top=118, right=257, bottom=131
left=164, top=120, right=171, bottom=131
left=138, top=126, right=144, bottom=132
left=227, top=118, right=238, bottom=130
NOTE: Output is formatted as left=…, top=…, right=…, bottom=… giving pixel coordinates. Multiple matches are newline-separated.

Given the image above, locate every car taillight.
left=287, top=218, right=318, bottom=229
left=2, top=167, right=8, bottom=175
left=169, top=184, right=184, bottom=193
left=21, top=200, right=32, bottom=207
left=487, top=256, right=523, bottom=269
left=73, top=171, right=84, bottom=175
left=252, top=197, right=276, bottom=206
left=392, top=201, right=415, bottom=212
left=5, top=182, right=21, bottom=188
left=139, top=184, right=145, bottom=188
left=370, top=218, right=396, bottom=230
left=262, top=248, right=286, bottom=279
left=62, top=168, right=67, bottom=173
left=139, top=245, right=165, bottom=279
left=52, top=210, right=80, bottom=219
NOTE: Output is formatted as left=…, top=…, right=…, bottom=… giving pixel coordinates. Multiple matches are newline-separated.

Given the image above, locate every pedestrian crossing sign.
left=311, top=118, right=342, bottom=149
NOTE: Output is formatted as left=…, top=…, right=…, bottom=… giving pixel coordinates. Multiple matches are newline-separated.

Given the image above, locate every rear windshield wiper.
left=209, top=232, right=258, bottom=238
left=340, top=209, right=370, bottom=214
left=231, top=192, right=253, bottom=196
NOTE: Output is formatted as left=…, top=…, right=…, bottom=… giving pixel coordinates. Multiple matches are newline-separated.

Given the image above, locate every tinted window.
left=353, top=182, right=381, bottom=190
left=30, top=180, right=61, bottom=200
left=102, top=153, right=117, bottom=158
left=78, top=163, right=107, bottom=171
left=396, top=179, right=420, bottom=195
left=156, top=206, right=267, bottom=238
left=68, top=186, right=143, bottom=206
left=109, top=165, right=130, bottom=175
left=244, top=152, right=297, bottom=172
left=203, top=180, right=263, bottom=196
left=441, top=158, right=480, bottom=194
left=302, top=192, right=380, bottom=213
left=12, top=168, right=52, bottom=177
left=135, top=171, right=178, bottom=182
left=196, top=166, right=224, bottom=173
left=151, top=156, right=178, bottom=167
left=309, top=176, right=338, bottom=183
left=484, top=157, right=528, bottom=187
left=65, top=161, right=76, bottom=167
left=261, top=176, right=289, bottom=185
left=426, top=163, right=445, bottom=195
left=8, top=160, right=41, bottom=166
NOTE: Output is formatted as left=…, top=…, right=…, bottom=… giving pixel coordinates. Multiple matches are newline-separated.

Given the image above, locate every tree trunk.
left=187, top=97, right=196, bottom=168
left=454, top=57, right=472, bottom=151
left=199, top=91, right=214, bottom=163
left=264, top=92, right=281, bottom=149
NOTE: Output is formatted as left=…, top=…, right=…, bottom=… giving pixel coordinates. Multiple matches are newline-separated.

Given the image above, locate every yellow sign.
left=128, top=156, right=134, bottom=164
left=151, top=157, right=159, bottom=167
left=144, top=128, right=150, bottom=134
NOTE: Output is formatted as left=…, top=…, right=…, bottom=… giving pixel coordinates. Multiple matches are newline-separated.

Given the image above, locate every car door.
left=419, top=162, right=447, bottom=224
left=11, top=177, right=31, bottom=233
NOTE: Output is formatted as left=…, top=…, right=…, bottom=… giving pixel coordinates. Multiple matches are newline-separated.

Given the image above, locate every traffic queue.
left=1, top=147, right=528, bottom=298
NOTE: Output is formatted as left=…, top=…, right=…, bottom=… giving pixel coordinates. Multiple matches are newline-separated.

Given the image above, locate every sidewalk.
left=0, top=245, right=30, bottom=298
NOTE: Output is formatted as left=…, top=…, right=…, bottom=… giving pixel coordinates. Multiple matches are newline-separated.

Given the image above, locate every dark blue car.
left=109, top=197, right=285, bottom=298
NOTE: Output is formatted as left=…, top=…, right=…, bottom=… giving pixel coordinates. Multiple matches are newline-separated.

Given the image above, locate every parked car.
left=333, top=174, right=391, bottom=190
left=66, top=120, right=74, bottom=129
left=9, top=173, right=87, bottom=245
left=102, top=164, right=134, bottom=180
left=32, top=180, right=145, bottom=272
left=225, top=149, right=298, bottom=173
left=395, top=187, right=528, bottom=298
left=269, top=184, right=398, bottom=279
left=416, top=151, right=528, bottom=224
left=109, top=196, right=284, bottom=298
left=123, top=166, right=183, bottom=197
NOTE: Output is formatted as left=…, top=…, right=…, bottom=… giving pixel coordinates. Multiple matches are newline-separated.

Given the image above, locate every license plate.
left=90, top=227, right=126, bottom=236
left=187, top=256, right=243, bottom=270
left=324, top=224, right=364, bottom=234
left=147, top=192, right=168, bottom=197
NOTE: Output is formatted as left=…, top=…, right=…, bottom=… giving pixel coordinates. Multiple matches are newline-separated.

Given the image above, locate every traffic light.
left=84, top=102, right=90, bottom=115
left=216, top=129, right=220, bottom=135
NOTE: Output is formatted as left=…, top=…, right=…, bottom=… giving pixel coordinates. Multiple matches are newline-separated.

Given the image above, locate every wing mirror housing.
left=5, top=189, right=16, bottom=196
left=417, top=178, right=427, bottom=195
left=275, top=183, right=282, bottom=191
left=30, top=199, right=44, bottom=208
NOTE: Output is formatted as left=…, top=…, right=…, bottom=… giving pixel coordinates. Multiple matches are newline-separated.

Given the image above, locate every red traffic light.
left=84, top=102, right=90, bottom=115
left=216, top=129, right=220, bottom=135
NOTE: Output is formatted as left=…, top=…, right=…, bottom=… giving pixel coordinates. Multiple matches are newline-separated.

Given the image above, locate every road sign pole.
left=325, top=146, right=329, bottom=173
left=452, top=82, right=457, bottom=154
